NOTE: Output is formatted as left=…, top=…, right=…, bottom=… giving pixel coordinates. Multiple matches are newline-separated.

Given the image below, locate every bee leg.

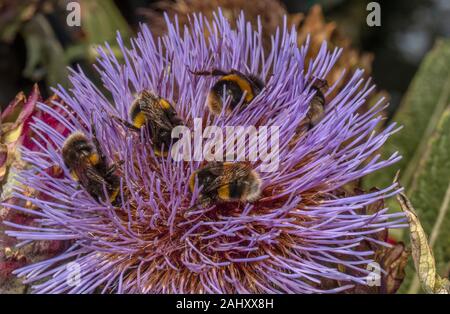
left=189, top=68, right=228, bottom=77
left=185, top=198, right=212, bottom=217
left=89, top=111, right=108, bottom=164
left=110, top=115, right=141, bottom=133
left=106, top=160, right=124, bottom=177
left=150, top=124, right=162, bottom=146
left=229, top=69, right=248, bottom=77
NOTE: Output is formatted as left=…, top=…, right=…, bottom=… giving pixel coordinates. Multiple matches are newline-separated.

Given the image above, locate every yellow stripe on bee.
left=159, top=98, right=171, bottom=110
left=189, top=172, right=197, bottom=193
left=70, top=170, right=79, bottom=181
left=89, top=153, right=100, bottom=165
left=132, top=111, right=147, bottom=128
left=221, top=74, right=254, bottom=102
left=110, top=187, right=120, bottom=202
left=154, top=147, right=168, bottom=158
left=217, top=185, right=230, bottom=200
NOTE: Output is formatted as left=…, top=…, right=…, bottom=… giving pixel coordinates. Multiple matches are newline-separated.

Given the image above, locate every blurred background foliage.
left=0, top=0, right=449, bottom=293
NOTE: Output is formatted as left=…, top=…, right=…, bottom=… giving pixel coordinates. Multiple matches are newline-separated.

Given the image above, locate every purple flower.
left=3, top=11, right=406, bottom=293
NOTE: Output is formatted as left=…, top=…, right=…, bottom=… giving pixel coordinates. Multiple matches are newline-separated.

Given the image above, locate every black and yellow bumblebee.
left=189, top=161, right=262, bottom=206
left=296, top=78, right=329, bottom=133
left=112, top=90, right=184, bottom=157
left=62, top=128, right=122, bottom=203
left=190, top=69, right=264, bottom=115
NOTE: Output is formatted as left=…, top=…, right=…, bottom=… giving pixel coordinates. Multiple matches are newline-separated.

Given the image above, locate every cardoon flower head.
left=3, top=11, right=406, bottom=293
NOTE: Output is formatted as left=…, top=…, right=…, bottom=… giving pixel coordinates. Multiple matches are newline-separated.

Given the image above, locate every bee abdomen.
left=305, top=86, right=326, bottom=127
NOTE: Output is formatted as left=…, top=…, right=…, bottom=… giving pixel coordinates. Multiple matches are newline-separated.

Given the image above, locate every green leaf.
left=21, top=14, right=69, bottom=89
left=363, top=39, right=450, bottom=191
left=80, top=0, right=131, bottom=44
left=361, top=39, right=450, bottom=293
left=402, top=107, right=450, bottom=293
left=65, top=0, right=132, bottom=64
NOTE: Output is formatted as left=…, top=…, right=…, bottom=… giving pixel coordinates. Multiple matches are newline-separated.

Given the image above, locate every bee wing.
left=140, top=103, right=175, bottom=130
left=202, top=171, right=248, bottom=194
left=201, top=176, right=224, bottom=194
left=140, top=92, right=182, bottom=129
left=200, top=163, right=250, bottom=194
left=201, top=162, right=225, bottom=175
left=78, top=166, right=113, bottom=189
left=223, top=165, right=250, bottom=183
left=193, top=162, right=224, bottom=193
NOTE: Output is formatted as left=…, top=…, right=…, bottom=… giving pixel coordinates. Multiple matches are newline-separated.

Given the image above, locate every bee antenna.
left=186, top=67, right=198, bottom=75
left=188, top=68, right=227, bottom=77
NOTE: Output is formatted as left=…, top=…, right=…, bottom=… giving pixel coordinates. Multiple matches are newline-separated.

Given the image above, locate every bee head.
left=311, top=78, right=329, bottom=94
left=62, top=132, right=93, bottom=165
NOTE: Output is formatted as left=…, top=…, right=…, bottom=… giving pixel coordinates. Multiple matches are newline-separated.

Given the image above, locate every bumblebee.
left=112, top=90, right=184, bottom=157
left=62, top=127, right=121, bottom=203
left=296, top=78, right=329, bottom=133
left=189, top=161, right=262, bottom=205
left=190, top=69, right=264, bottom=115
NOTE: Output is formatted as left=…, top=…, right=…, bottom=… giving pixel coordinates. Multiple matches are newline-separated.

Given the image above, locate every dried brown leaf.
left=397, top=191, right=450, bottom=294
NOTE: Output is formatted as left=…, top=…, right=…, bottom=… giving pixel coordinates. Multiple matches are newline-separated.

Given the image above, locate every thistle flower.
left=2, top=11, right=407, bottom=294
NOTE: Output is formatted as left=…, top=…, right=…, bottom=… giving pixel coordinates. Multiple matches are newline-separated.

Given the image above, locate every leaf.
left=0, top=85, right=40, bottom=190
left=1, top=92, right=26, bottom=124
left=65, top=0, right=132, bottom=64
left=402, top=106, right=450, bottom=293
left=378, top=243, right=410, bottom=294
left=360, top=40, right=450, bottom=293
left=21, top=14, right=69, bottom=89
left=80, top=0, right=131, bottom=44
left=0, top=1, right=38, bottom=43
left=363, top=39, right=450, bottom=191
left=81, top=0, right=131, bottom=43
left=397, top=192, right=450, bottom=294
